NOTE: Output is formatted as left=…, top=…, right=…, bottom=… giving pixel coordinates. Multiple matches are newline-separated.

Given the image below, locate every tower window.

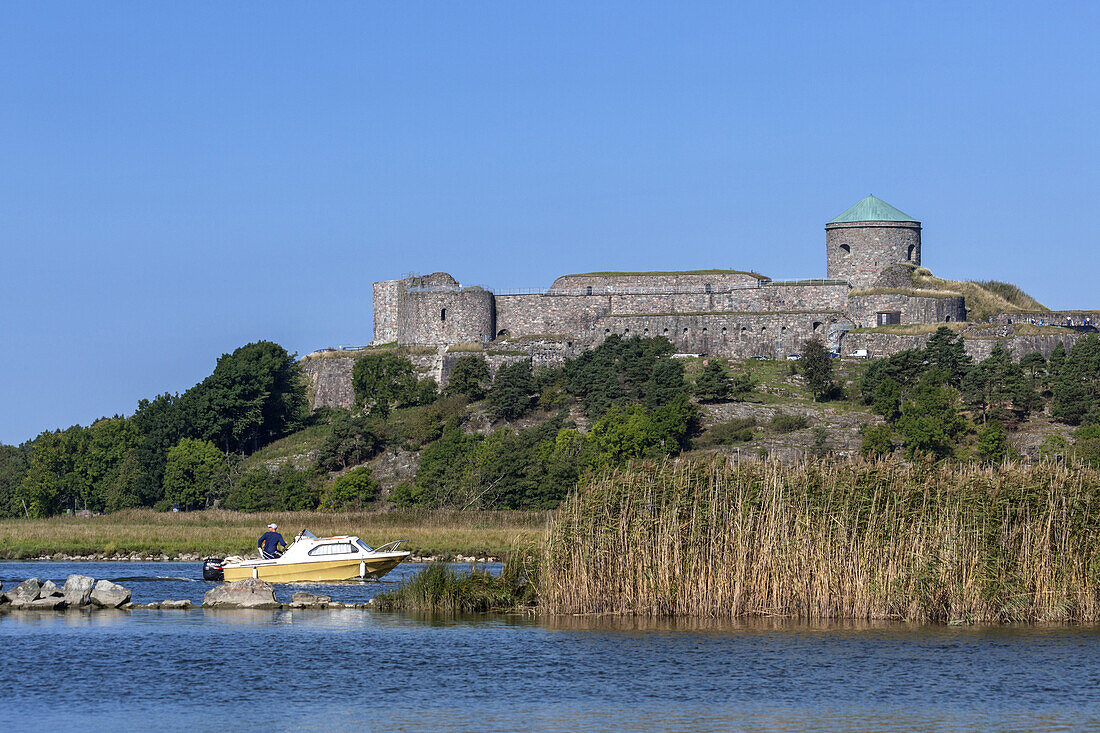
left=907, top=244, right=915, bottom=261
left=586, top=286, right=593, bottom=295
left=839, top=244, right=851, bottom=255
left=441, top=308, right=446, bottom=322
left=704, top=283, right=712, bottom=293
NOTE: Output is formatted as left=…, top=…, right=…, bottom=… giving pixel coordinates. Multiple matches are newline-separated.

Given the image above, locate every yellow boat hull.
left=223, top=554, right=407, bottom=583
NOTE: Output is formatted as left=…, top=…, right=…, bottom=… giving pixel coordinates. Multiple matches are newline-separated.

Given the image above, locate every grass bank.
left=373, top=557, right=537, bottom=612
left=0, top=508, right=547, bottom=559
left=540, top=456, right=1100, bottom=622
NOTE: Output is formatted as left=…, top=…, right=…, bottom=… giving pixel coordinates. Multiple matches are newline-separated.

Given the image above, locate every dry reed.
left=540, top=456, right=1100, bottom=622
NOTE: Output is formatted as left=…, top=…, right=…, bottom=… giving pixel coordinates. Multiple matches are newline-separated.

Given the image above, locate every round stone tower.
left=826, top=195, right=921, bottom=289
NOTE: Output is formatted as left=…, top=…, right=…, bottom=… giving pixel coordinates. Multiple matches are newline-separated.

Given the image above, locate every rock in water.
left=91, top=580, right=132, bottom=608
left=39, top=580, right=62, bottom=597
left=62, top=575, right=96, bottom=607
left=203, top=578, right=280, bottom=609
left=159, top=600, right=194, bottom=610
left=25, top=597, right=66, bottom=610
left=2, top=579, right=42, bottom=608
left=289, top=592, right=331, bottom=608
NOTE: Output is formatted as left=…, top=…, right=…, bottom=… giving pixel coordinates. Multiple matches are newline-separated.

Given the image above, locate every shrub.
left=694, top=418, right=757, bottom=448
left=489, top=360, right=536, bottom=419
left=447, top=356, right=490, bottom=400
left=770, top=414, right=809, bottom=434
left=859, top=425, right=894, bottom=457
left=321, top=467, right=380, bottom=511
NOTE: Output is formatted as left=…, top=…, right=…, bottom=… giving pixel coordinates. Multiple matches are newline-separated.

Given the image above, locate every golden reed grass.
left=540, top=457, right=1100, bottom=622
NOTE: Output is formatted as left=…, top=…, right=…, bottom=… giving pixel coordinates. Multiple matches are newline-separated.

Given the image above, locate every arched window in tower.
left=907, top=244, right=915, bottom=261
left=839, top=243, right=851, bottom=255
left=440, top=308, right=446, bottom=322
left=586, top=286, right=593, bottom=296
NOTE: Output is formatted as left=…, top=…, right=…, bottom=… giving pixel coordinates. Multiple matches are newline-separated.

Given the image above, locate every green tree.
left=446, top=356, right=491, bottom=401
left=962, top=345, right=1040, bottom=424
left=800, top=338, right=835, bottom=401
left=316, top=412, right=382, bottom=472
left=976, top=420, right=1010, bottom=462
left=896, top=377, right=968, bottom=459
left=488, top=360, right=536, bottom=419
left=0, top=444, right=30, bottom=517
left=871, top=377, right=903, bottom=423
left=694, top=360, right=733, bottom=402
left=642, top=359, right=688, bottom=409
left=586, top=404, right=664, bottom=469
left=1051, top=336, right=1100, bottom=426
left=1019, top=352, right=1047, bottom=380
left=184, top=341, right=308, bottom=454
left=352, top=351, right=419, bottom=417
left=321, top=467, right=380, bottom=511
left=163, top=438, right=227, bottom=510
left=859, top=425, right=894, bottom=457
left=923, top=327, right=973, bottom=386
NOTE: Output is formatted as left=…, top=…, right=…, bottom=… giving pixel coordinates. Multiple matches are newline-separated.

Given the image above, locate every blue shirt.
left=258, top=531, right=285, bottom=558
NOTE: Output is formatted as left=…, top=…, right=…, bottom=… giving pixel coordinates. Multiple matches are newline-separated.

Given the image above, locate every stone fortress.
left=369, top=195, right=1089, bottom=363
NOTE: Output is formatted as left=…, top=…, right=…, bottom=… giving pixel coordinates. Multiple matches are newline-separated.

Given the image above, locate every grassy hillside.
left=909, top=267, right=1049, bottom=320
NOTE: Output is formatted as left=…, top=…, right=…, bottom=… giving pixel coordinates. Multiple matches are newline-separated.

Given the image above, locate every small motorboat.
left=203, top=530, right=410, bottom=583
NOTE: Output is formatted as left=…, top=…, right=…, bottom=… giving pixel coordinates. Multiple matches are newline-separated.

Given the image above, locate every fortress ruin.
left=373, top=196, right=974, bottom=360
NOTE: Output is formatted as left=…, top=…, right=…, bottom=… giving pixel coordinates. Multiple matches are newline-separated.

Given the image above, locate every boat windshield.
left=357, top=539, right=374, bottom=553
left=296, top=529, right=318, bottom=542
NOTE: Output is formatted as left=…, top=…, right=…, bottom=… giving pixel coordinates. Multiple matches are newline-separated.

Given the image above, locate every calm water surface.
left=2, top=561, right=1100, bottom=731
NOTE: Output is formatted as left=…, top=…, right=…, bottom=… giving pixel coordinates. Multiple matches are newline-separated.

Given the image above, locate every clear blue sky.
left=2, top=1, right=1098, bottom=445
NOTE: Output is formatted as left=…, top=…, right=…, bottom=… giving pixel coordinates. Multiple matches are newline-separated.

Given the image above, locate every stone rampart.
left=994, top=311, right=1099, bottom=329
left=588, top=311, right=842, bottom=358
left=848, top=292, right=966, bottom=328
left=495, top=294, right=610, bottom=337
left=841, top=330, right=1080, bottom=361
left=549, top=271, right=764, bottom=294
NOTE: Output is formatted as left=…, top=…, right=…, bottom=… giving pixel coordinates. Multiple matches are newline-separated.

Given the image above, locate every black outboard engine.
left=202, top=557, right=225, bottom=582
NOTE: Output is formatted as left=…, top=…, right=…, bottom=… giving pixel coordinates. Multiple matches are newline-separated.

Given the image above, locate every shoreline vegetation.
left=6, top=455, right=1100, bottom=624
left=541, top=456, right=1100, bottom=623
left=0, top=508, right=546, bottom=561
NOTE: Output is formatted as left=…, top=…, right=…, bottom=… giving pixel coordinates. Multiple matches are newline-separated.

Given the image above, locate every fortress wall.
left=994, top=311, right=1099, bottom=328
left=549, top=272, right=763, bottom=293
left=372, top=280, right=403, bottom=344
left=587, top=311, right=841, bottom=358
left=842, top=331, right=1081, bottom=361
left=604, top=283, right=848, bottom=316
left=847, top=293, right=966, bottom=327
left=826, top=222, right=921, bottom=289
left=398, top=289, right=495, bottom=345
left=495, top=294, right=611, bottom=337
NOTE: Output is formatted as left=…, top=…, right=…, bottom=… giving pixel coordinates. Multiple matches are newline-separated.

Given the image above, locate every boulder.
left=90, top=580, right=132, bottom=608
left=203, top=578, right=279, bottom=609
left=159, top=600, right=194, bottom=610
left=289, top=592, right=331, bottom=608
left=39, top=580, right=62, bottom=597
left=62, top=575, right=96, bottom=607
left=2, top=578, right=42, bottom=607
left=25, top=597, right=66, bottom=610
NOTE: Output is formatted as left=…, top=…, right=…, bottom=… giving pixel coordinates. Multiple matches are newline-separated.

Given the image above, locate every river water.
left=2, top=561, right=1100, bottom=731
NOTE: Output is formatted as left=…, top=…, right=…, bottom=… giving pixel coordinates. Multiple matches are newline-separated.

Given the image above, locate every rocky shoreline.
left=0, top=575, right=382, bottom=612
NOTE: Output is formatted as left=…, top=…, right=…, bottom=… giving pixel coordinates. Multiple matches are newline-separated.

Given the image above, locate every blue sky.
left=2, top=1, right=1098, bottom=444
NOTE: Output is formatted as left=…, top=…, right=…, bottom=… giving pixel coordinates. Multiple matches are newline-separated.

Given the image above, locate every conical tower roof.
left=828, top=195, right=917, bottom=224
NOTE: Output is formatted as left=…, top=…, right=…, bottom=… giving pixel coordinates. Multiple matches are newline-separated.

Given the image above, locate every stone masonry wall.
left=372, top=280, right=403, bottom=344
left=398, top=288, right=495, bottom=345
left=847, top=293, right=966, bottom=328
left=549, top=272, right=764, bottom=293
left=841, top=330, right=1081, bottom=361
left=586, top=311, right=843, bottom=358
left=826, top=221, right=921, bottom=288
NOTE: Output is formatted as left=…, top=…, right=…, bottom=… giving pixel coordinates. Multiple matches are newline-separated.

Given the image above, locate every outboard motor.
left=202, top=557, right=225, bottom=582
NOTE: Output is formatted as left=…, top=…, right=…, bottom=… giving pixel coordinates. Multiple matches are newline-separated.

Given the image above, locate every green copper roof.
left=829, top=195, right=917, bottom=224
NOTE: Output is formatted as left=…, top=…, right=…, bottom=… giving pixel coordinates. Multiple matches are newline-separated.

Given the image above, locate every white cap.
left=268, top=523, right=277, bottom=530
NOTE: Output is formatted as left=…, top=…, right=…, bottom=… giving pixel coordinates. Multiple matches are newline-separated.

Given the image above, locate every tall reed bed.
left=540, top=457, right=1100, bottom=622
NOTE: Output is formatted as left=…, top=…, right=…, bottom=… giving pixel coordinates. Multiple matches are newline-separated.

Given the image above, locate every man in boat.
left=258, top=523, right=287, bottom=559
